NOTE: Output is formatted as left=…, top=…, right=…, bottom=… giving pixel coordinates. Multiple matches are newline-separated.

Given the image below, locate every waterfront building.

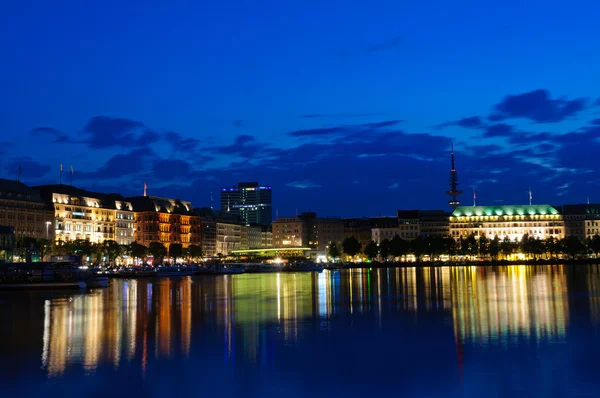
left=272, top=216, right=305, bottom=247
left=216, top=221, right=242, bottom=255
left=0, top=225, right=15, bottom=262
left=372, top=227, right=402, bottom=244
left=396, top=209, right=450, bottom=239
left=129, top=196, right=201, bottom=249
left=201, top=219, right=217, bottom=257
left=344, top=217, right=398, bottom=248
left=0, top=179, right=54, bottom=240
left=558, top=204, right=600, bottom=241
left=221, top=182, right=272, bottom=226
left=247, top=225, right=263, bottom=249
left=449, top=205, right=564, bottom=241
left=261, top=227, right=273, bottom=248
left=36, top=185, right=117, bottom=244
left=113, top=198, right=135, bottom=246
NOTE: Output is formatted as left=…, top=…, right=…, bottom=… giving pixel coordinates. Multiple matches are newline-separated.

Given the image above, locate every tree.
left=489, top=235, right=500, bottom=260
left=465, top=234, right=478, bottom=259
left=478, top=235, right=489, bottom=260
left=410, top=236, right=425, bottom=261
left=443, top=237, right=457, bottom=260
left=530, top=238, right=545, bottom=260
left=187, top=244, right=203, bottom=262
left=363, top=241, right=379, bottom=260
left=389, top=235, right=410, bottom=260
left=103, top=240, right=121, bottom=265
left=71, top=239, right=93, bottom=258
left=130, top=242, right=148, bottom=263
left=545, top=236, right=559, bottom=259
left=560, top=236, right=587, bottom=259
left=36, top=238, right=53, bottom=260
left=342, top=236, right=361, bottom=260
left=169, top=243, right=183, bottom=263
left=587, top=235, right=600, bottom=258
left=149, top=242, right=167, bottom=264
left=327, top=242, right=340, bottom=261
left=500, top=236, right=514, bottom=260
left=379, top=239, right=391, bottom=261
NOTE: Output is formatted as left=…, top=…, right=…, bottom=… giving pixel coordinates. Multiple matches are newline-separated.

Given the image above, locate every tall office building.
left=221, top=182, right=272, bottom=226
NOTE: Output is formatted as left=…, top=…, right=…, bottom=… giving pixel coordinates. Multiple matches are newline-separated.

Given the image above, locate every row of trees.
left=15, top=237, right=204, bottom=265
left=329, top=234, right=600, bottom=262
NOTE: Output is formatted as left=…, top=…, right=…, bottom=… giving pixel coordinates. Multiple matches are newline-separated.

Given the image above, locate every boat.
left=243, top=263, right=283, bottom=273
left=196, top=263, right=245, bottom=275
left=0, top=261, right=89, bottom=290
left=283, top=262, right=324, bottom=272
left=115, top=265, right=198, bottom=278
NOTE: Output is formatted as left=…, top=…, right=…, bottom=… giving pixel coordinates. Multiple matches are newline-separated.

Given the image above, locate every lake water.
left=1, top=265, right=600, bottom=397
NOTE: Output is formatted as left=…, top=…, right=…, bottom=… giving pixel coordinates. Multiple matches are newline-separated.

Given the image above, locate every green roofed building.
left=449, top=204, right=564, bottom=241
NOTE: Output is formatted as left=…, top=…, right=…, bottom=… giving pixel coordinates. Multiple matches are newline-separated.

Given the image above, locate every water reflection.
left=5, top=265, right=600, bottom=384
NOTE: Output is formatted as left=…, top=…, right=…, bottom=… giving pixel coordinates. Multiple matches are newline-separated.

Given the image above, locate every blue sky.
left=1, top=0, right=600, bottom=217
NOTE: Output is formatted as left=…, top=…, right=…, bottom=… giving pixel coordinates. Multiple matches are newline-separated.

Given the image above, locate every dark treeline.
left=336, top=234, right=600, bottom=262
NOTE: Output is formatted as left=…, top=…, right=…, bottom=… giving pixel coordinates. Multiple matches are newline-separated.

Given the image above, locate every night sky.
left=2, top=1, right=600, bottom=217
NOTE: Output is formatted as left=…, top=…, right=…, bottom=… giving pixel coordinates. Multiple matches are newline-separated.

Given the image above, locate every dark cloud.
left=299, top=112, right=384, bottom=119
left=6, top=157, right=51, bottom=179
left=164, top=131, right=201, bottom=151
left=589, top=118, right=600, bottom=125
left=205, top=134, right=267, bottom=159
left=76, top=148, right=155, bottom=180
left=289, top=127, right=347, bottom=137
left=361, top=120, right=403, bottom=128
left=153, top=159, right=191, bottom=180
left=233, top=120, right=243, bottom=127
left=81, top=116, right=159, bottom=148
left=31, top=127, right=64, bottom=136
left=483, top=123, right=514, bottom=137
left=489, top=89, right=587, bottom=123
left=366, top=36, right=403, bottom=53
left=435, top=116, right=484, bottom=129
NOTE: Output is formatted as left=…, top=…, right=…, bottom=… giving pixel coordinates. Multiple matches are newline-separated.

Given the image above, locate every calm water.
left=1, top=266, right=600, bottom=397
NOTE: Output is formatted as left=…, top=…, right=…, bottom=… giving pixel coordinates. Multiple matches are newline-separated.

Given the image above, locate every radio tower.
left=446, top=142, right=462, bottom=209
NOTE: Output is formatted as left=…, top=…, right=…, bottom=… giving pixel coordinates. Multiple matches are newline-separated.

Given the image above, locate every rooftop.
left=452, top=204, right=560, bottom=217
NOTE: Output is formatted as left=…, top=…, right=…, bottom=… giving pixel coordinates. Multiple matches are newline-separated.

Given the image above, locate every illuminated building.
left=201, top=218, right=216, bottom=257
left=449, top=205, right=564, bottom=241
left=36, top=185, right=118, bottom=243
left=344, top=217, right=397, bottom=248
left=113, top=198, right=135, bottom=245
left=221, top=182, right=272, bottom=226
left=272, top=216, right=305, bottom=247
left=396, top=209, right=450, bottom=239
left=216, top=221, right=242, bottom=254
left=371, top=227, right=402, bottom=244
left=260, top=227, right=273, bottom=248
left=0, top=179, right=54, bottom=240
left=129, top=196, right=201, bottom=249
left=247, top=224, right=263, bottom=249
left=559, top=204, right=600, bottom=241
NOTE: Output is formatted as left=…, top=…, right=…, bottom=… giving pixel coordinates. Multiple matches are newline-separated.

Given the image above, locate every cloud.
left=81, top=116, right=159, bottom=148
left=286, top=180, right=321, bottom=189
left=6, top=157, right=51, bottom=179
left=483, top=123, right=514, bottom=137
left=289, top=127, right=347, bottom=137
left=31, top=127, right=64, bottom=136
left=489, top=89, right=587, bottom=123
left=366, top=36, right=403, bottom=53
left=152, top=159, right=191, bottom=180
left=289, top=120, right=401, bottom=138
left=388, top=183, right=399, bottom=189
left=435, top=116, right=484, bottom=129
left=361, top=120, right=403, bottom=128
left=75, top=148, right=155, bottom=180
left=233, top=120, right=243, bottom=127
left=299, top=112, right=384, bottom=119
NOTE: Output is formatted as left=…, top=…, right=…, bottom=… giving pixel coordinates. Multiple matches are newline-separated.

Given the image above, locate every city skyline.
left=3, top=1, right=600, bottom=217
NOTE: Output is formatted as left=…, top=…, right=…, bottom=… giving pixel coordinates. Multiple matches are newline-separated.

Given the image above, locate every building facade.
left=0, top=179, right=54, bottom=240
left=0, top=225, right=15, bottom=262
left=559, top=204, right=600, bottom=241
left=344, top=217, right=398, bottom=249
left=272, top=217, right=306, bottom=247
left=114, top=199, right=135, bottom=246
left=396, top=209, right=450, bottom=239
left=37, top=185, right=117, bottom=244
left=449, top=205, right=564, bottom=241
left=371, top=228, right=402, bottom=244
left=247, top=225, right=263, bottom=249
left=129, top=196, right=201, bottom=249
left=216, top=222, right=242, bottom=254
left=221, top=182, right=272, bottom=226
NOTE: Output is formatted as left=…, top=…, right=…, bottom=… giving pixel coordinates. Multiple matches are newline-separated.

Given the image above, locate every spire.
left=446, top=142, right=462, bottom=209
left=143, top=181, right=147, bottom=196
left=529, top=187, right=532, bottom=206
left=473, top=188, right=476, bottom=207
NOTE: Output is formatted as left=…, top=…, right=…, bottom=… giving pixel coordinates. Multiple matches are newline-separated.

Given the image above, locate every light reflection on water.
left=2, top=265, right=600, bottom=396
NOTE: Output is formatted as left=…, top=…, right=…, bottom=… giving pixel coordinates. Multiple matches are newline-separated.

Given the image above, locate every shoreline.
left=336, top=259, right=600, bottom=269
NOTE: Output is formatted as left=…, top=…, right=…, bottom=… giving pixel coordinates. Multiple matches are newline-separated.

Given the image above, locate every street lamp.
left=45, top=221, right=52, bottom=239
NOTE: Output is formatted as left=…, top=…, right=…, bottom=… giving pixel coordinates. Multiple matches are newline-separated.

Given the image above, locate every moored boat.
left=196, top=263, right=245, bottom=275
left=243, top=263, right=283, bottom=273
left=283, top=262, right=324, bottom=272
